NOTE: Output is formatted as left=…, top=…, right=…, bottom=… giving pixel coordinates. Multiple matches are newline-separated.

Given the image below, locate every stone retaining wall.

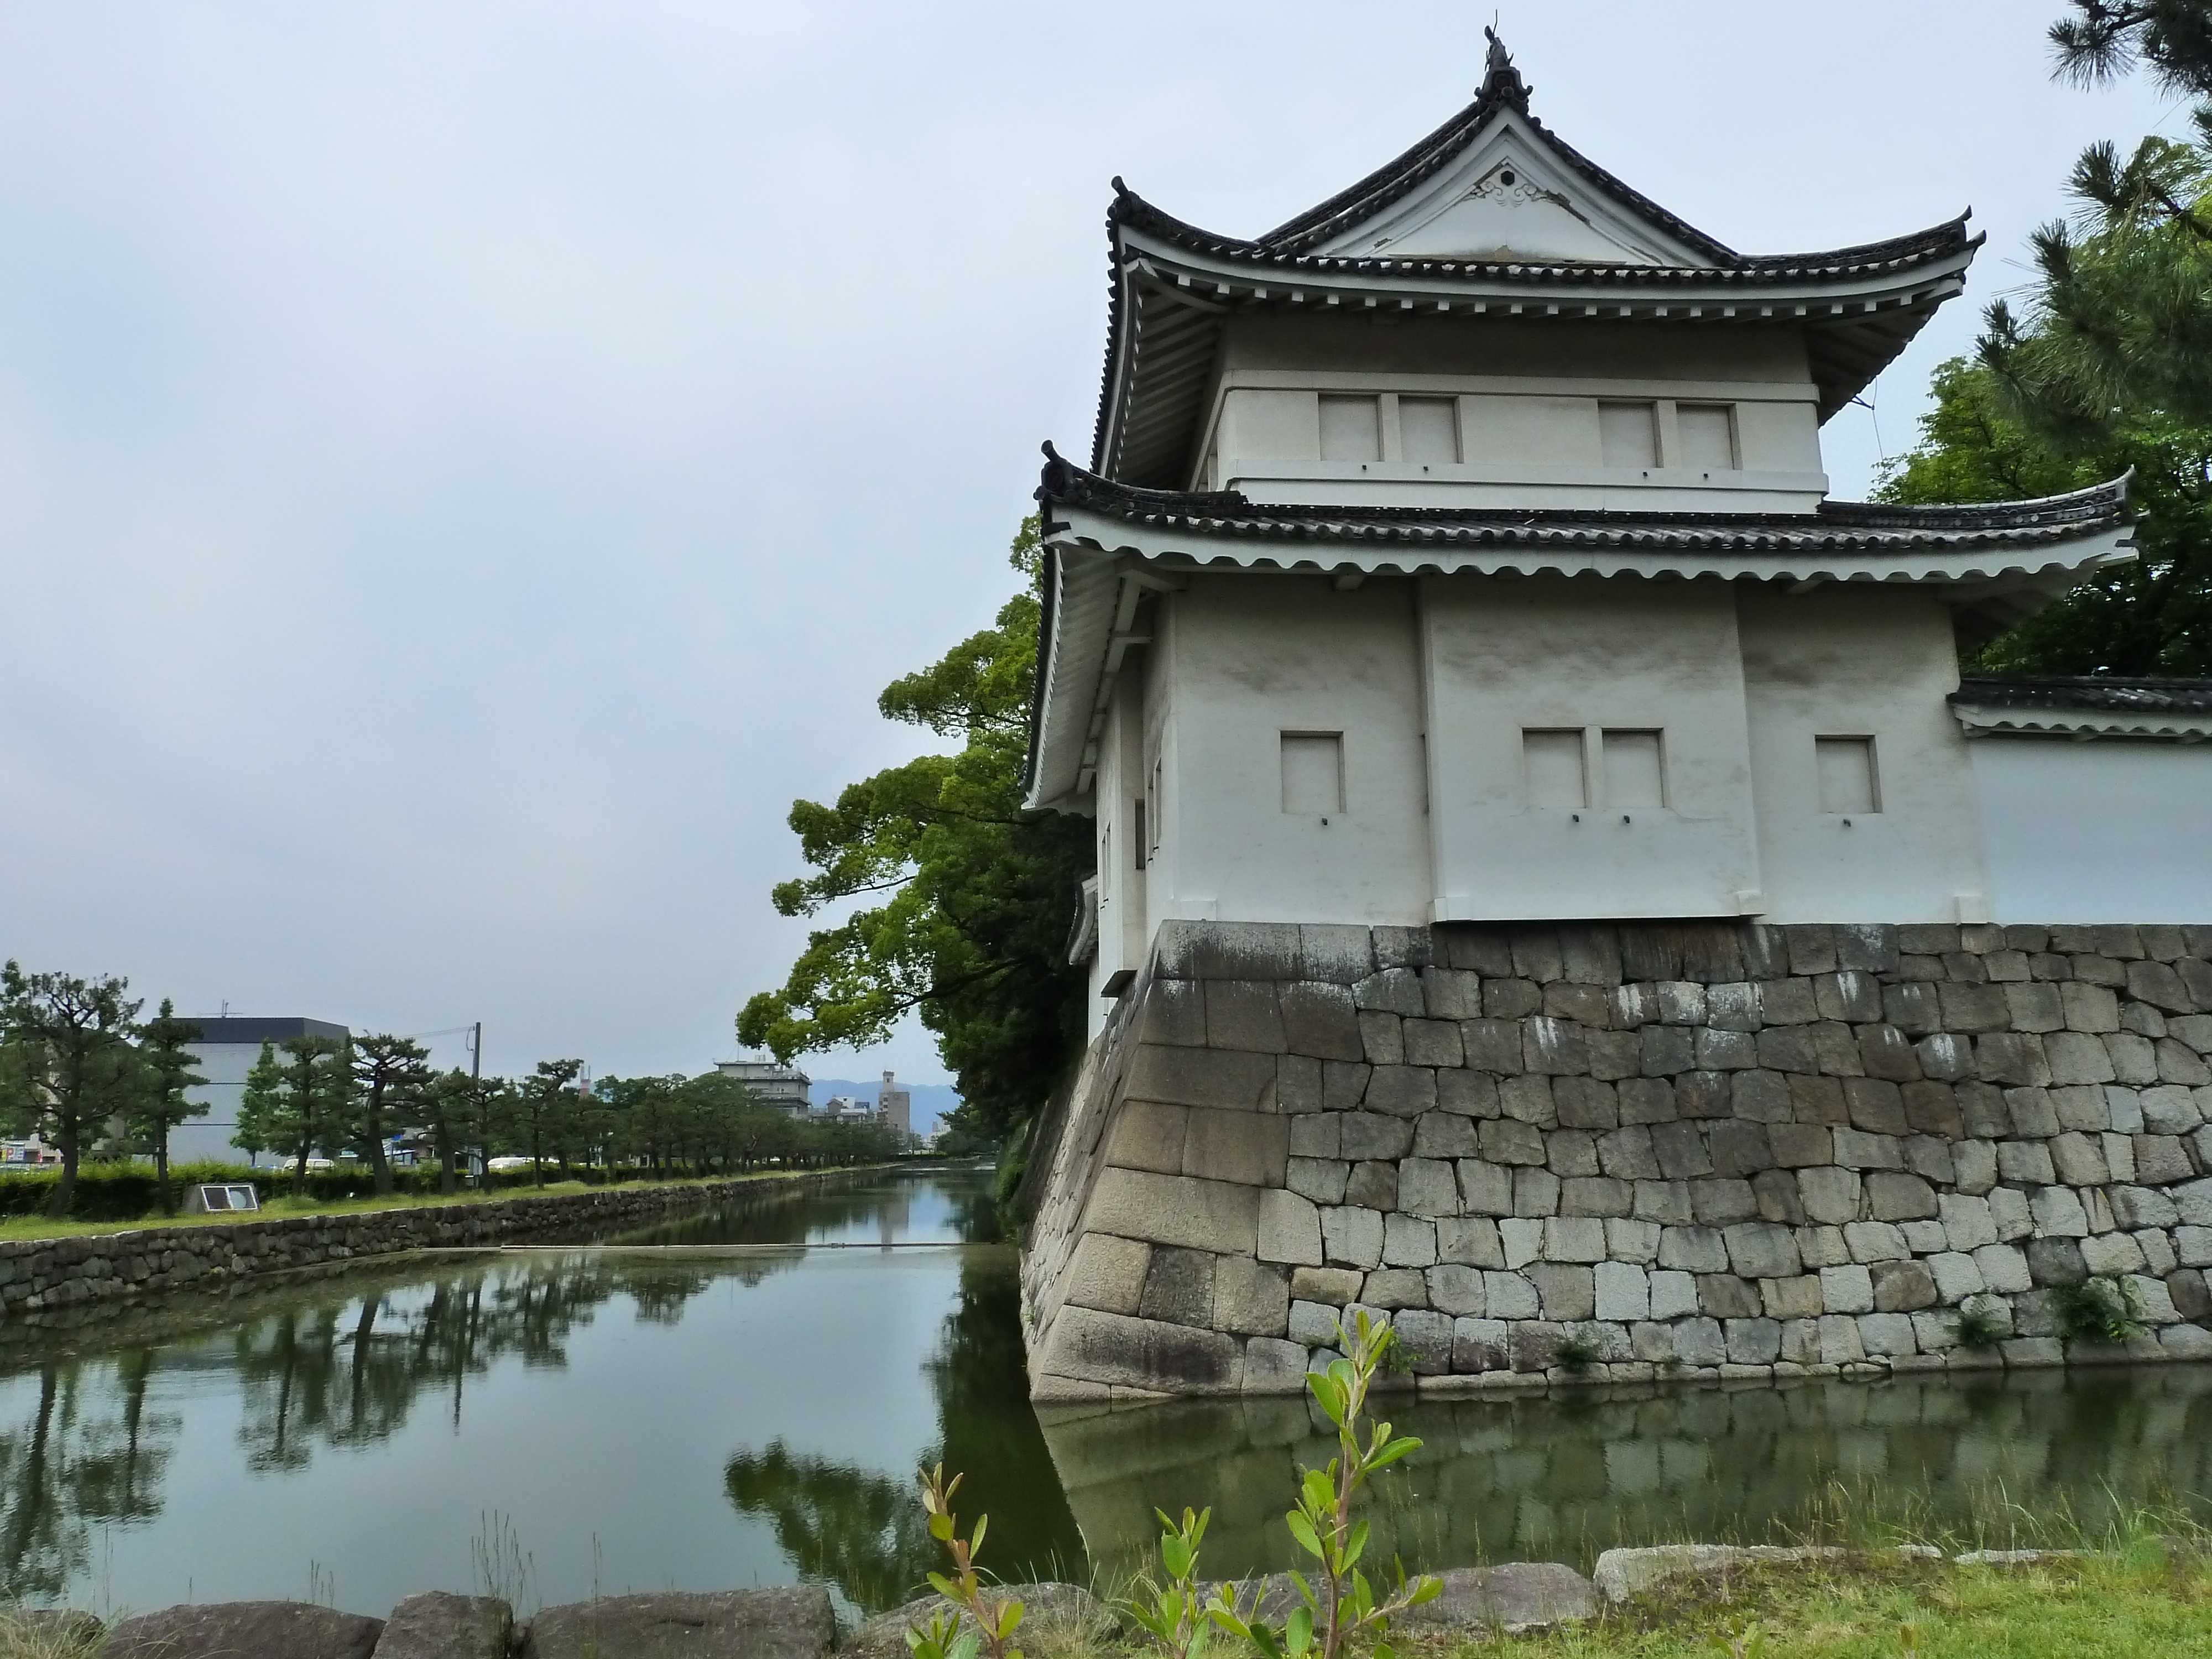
left=1021, top=920, right=2212, bottom=1398
left=0, top=1171, right=859, bottom=1323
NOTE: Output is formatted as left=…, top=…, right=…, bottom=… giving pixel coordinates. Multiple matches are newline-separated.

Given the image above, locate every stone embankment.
left=0, top=1172, right=858, bottom=1324
left=1022, top=919, right=2212, bottom=1397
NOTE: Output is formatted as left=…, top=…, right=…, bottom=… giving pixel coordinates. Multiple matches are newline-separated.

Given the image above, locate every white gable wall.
left=1971, top=739, right=2212, bottom=923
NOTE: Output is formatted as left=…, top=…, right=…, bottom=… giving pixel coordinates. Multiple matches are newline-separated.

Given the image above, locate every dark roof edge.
left=1951, top=675, right=2212, bottom=713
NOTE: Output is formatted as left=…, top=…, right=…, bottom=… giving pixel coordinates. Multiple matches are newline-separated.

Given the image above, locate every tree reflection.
left=722, top=1249, right=1086, bottom=1614
left=0, top=1353, right=176, bottom=1600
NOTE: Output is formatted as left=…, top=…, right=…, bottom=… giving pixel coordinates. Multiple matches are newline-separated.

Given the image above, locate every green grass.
left=0, top=1166, right=869, bottom=1244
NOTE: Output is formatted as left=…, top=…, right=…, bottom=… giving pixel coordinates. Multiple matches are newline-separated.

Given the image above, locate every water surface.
left=3, top=1168, right=2210, bottom=1619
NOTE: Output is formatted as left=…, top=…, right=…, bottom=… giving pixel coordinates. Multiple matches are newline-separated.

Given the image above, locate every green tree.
left=512, top=1060, right=584, bottom=1185
left=420, top=1068, right=472, bottom=1193
left=252, top=1036, right=352, bottom=1196
left=233, top=1041, right=283, bottom=1166
left=349, top=1036, right=432, bottom=1196
left=131, top=1000, right=207, bottom=1214
left=739, top=520, right=1094, bottom=1139
left=0, top=963, right=143, bottom=1218
left=2052, top=2, right=2212, bottom=97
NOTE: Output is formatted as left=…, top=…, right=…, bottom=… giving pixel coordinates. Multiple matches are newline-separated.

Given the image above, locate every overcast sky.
left=0, top=2, right=2178, bottom=1086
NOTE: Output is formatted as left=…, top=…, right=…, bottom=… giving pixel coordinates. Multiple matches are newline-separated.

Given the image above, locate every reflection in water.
left=605, top=1168, right=999, bottom=1249
left=723, top=1251, right=1083, bottom=1612
left=1040, top=1365, right=2212, bottom=1579
left=0, top=1354, right=175, bottom=1600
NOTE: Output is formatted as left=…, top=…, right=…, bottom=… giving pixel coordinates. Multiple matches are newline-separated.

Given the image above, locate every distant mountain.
left=808, top=1077, right=962, bottom=1135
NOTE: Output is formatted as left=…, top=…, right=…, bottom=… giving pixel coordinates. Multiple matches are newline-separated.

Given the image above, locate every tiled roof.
left=1952, top=676, right=2212, bottom=713
left=1039, top=449, right=2131, bottom=555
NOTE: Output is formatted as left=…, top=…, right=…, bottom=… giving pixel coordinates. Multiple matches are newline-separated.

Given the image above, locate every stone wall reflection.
left=1040, top=1367, right=2212, bottom=1578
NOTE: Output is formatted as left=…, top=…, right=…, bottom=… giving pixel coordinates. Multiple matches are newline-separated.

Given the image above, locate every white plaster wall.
left=1738, top=586, right=1987, bottom=924
left=1971, top=739, right=2212, bottom=923
left=1420, top=574, right=1762, bottom=921
left=1153, top=576, right=1431, bottom=928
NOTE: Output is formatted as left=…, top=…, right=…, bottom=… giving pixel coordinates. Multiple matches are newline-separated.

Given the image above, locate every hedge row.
left=0, top=1159, right=740, bottom=1220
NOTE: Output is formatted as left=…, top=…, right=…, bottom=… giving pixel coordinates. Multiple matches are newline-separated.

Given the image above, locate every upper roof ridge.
left=1479, top=26, right=1532, bottom=112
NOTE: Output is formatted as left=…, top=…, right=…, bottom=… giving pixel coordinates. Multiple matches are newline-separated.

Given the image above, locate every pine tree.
left=349, top=1036, right=432, bottom=1196
left=233, top=1041, right=283, bottom=1165
left=0, top=962, right=143, bottom=1217
left=131, top=1000, right=208, bottom=1213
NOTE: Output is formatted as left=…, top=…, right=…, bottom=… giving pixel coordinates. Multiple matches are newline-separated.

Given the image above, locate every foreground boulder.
left=519, top=1588, right=836, bottom=1659
left=371, top=1593, right=513, bottom=1659
left=1404, top=1564, right=1599, bottom=1633
left=843, top=1583, right=1107, bottom=1659
left=105, top=1601, right=384, bottom=1659
left=1593, top=1544, right=1850, bottom=1604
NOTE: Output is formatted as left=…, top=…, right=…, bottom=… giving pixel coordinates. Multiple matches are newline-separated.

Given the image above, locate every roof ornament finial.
left=1480, top=20, right=1531, bottom=111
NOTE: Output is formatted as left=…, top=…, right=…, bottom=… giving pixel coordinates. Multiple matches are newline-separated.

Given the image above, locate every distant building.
left=878, top=1071, right=912, bottom=1139
left=714, top=1058, right=812, bottom=1116
left=180, top=1018, right=351, bottom=1167
left=821, top=1095, right=876, bottom=1124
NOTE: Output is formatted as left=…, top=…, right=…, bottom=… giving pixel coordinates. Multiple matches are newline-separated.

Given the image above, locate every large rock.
left=1401, top=1563, right=1598, bottom=1633
left=371, top=1593, right=512, bottom=1659
left=519, top=1589, right=834, bottom=1659
left=105, top=1601, right=384, bottom=1659
left=1591, top=1545, right=1848, bottom=1604
left=842, top=1583, right=1107, bottom=1659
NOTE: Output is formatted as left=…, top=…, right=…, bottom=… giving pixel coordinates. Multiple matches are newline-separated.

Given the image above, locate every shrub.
left=2054, top=1275, right=2148, bottom=1347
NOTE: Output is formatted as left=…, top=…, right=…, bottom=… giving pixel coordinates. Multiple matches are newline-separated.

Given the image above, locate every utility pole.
left=468, top=1022, right=483, bottom=1190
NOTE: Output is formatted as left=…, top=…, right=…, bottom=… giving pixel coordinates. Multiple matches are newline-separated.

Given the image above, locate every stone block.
left=1791, top=1166, right=1859, bottom=1226
left=1865, top=1172, right=1938, bottom=1222
left=2171, top=1268, right=2212, bottom=1323
left=2181, top=1227, right=2212, bottom=1266
left=1485, top=978, right=1543, bottom=1019
left=2130, top=960, right=2194, bottom=1013
left=1724, top=1317, right=1782, bottom=1364
left=1658, top=1225, right=1729, bottom=1273
left=1290, top=1265, right=1364, bottom=1306
left=1757, top=1027, right=1821, bottom=1075
left=2026, top=1236, right=2089, bottom=1286
left=1843, top=1220, right=1910, bottom=1264
left=1206, top=980, right=1288, bottom=1054
left=1362, top=1267, right=1430, bottom=1310
left=1382, top=1213, right=1439, bottom=1267
left=1819, top=1263, right=1875, bottom=1314
left=2029, top=1185, right=2093, bottom=1238
left=2108, top=1033, right=2160, bottom=1086
left=1389, top=1157, right=1453, bottom=1218
left=1485, top=1271, right=1540, bottom=1319
left=1690, top=1178, right=1760, bottom=1225
left=1394, top=1308, right=1454, bottom=1373
left=1253, top=1190, right=1323, bottom=1268
left=1722, top=1221, right=1799, bottom=1280
left=2051, top=1086, right=2112, bottom=1133
left=1359, top=1011, right=1405, bottom=1065
left=1279, top=982, right=1364, bottom=1061
left=2141, top=1228, right=2178, bottom=1275
left=1243, top=1336, right=1312, bottom=1392
left=1699, top=1273, right=1762, bottom=1319
left=1527, top=1262, right=1596, bottom=1320
left=1287, top=1157, right=1350, bottom=1206
left=1841, top=1078, right=1907, bottom=1138
left=1696, top=1029, right=1759, bottom=1071
left=1759, top=1274, right=1822, bottom=1321
left=1354, top=967, right=1426, bottom=1016
left=1124, top=1046, right=1279, bottom=1113
left=1997, top=1141, right=2057, bottom=1186
left=1594, top=1261, right=1651, bottom=1321
left=1365, top=1066, right=1438, bottom=1119
left=1453, top=1315, right=1511, bottom=1370
left=1857, top=1025, right=1921, bottom=1083
left=1479, top=1118, right=1547, bottom=1166
left=1797, top=1224, right=1850, bottom=1267
left=2045, top=1030, right=2118, bottom=1087
left=1750, top=1169, right=1804, bottom=1227
left=1514, top=1166, right=1562, bottom=1216
left=1543, top=1215, right=1609, bottom=1262
left=1969, top=1242, right=2030, bottom=1293
left=1402, top=1019, right=1464, bottom=1068
left=1986, top=1186, right=2033, bottom=1239
left=2079, top=1232, right=2148, bottom=1279
left=1525, top=1018, right=1592, bottom=1077
left=1427, top=1262, right=1486, bottom=1315
left=1665, top=1314, right=1723, bottom=1365
left=1707, top=1121, right=1775, bottom=1178
left=1321, top=1062, right=1371, bottom=1112
left=1766, top=1124, right=1833, bottom=1170
left=107, top=1604, right=385, bottom=1659
left=1645, top=1268, right=1697, bottom=1319
left=1320, top=1206, right=1384, bottom=1270
left=1634, top=1180, right=1694, bottom=1225
left=1545, top=1128, right=1600, bottom=1178
left=1640, top=1026, right=1696, bottom=1077
left=1345, top=1161, right=1398, bottom=1211
left=1420, top=966, right=1483, bottom=1020
left=1144, top=978, right=1210, bottom=1046
left=1063, top=1233, right=1151, bottom=1315
left=2062, top=983, right=2121, bottom=1033
left=1454, top=1161, right=1513, bottom=1218
left=1412, top=1112, right=1481, bottom=1158
left=1214, top=1256, right=1292, bottom=1336
left=2049, top=1131, right=2110, bottom=1187
left=1677, top=1070, right=1734, bottom=1118
left=1856, top=1312, right=1919, bottom=1357
left=1183, top=1108, right=1289, bottom=1187
left=1646, top=1121, right=1710, bottom=1182
left=1601, top=1219, right=1660, bottom=1265
left=1298, top=924, right=1375, bottom=984
left=1105, top=1100, right=1189, bottom=1175
left=1436, top=1215, right=1505, bottom=1267
left=1902, top=1081, right=1966, bottom=1138
left=1140, top=1246, right=1219, bottom=1326
left=2138, top=1135, right=2197, bottom=1185
left=2144, top=1085, right=2206, bottom=1135
left=1936, top=1193, right=1997, bottom=1251
left=1870, top=1260, right=1938, bottom=1311
left=1436, top=1073, right=1502, bottom=1123
left=1087, top=1169, right=1261, bottom=1256
left=1546, top=982, right=1614, bottom=1028
left=1332, top=1114, right=1407, bottom=1164
left=1592, top=1125, right=1660, bottom=1181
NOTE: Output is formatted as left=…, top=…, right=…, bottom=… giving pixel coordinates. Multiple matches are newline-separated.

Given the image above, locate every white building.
left=714, top=1057, right=812, bottom=1116
left=179, top=1016, right=351, bottom=1166
left=878, top=1071, right=912, bottom=1139
left=1027, top=39, right=2203, bottom=1036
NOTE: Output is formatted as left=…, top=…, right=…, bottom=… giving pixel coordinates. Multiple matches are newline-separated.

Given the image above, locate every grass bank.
left=0, top=1165, right=886, bottom=1244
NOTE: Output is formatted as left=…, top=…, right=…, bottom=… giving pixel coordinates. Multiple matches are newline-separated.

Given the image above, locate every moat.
left=2, top=1168, right=2208, bottom=1619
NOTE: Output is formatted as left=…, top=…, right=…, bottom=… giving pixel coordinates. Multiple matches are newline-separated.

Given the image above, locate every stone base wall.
left=0, top=1171, right=864, bottom=1324
left=1020, top=920, right=2212, bottom=1399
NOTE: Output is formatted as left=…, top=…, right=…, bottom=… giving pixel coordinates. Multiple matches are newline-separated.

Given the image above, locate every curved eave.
left=1025, top=477, right=2133, bottom=812
left=1095, top=223, right=1978, bottom=488
left=1952, top=706, right=2212, bottom=743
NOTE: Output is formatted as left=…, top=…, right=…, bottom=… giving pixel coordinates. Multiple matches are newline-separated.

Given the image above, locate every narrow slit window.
left=1318, top=395, right=1381, bottom=463
left=1133, top=799, right=1147, bottom=870
left=1603, top=729, right=1666, bottom=807
left=1816, top=736, right=1880, bottom=814
left=1598, top=401, right=1658, bottom=468
left=1399, top=397, right=1459, bottom=464
left=1677, top=404, right=1738, bottom=470
left=1281, top=732, right=1344, bottom=814
left=1149, top=758, right=1163, bottom=859
left=1523, top=729, right=1587, bottom=808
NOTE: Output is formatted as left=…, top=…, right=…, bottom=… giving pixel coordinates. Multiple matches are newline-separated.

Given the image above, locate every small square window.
left=1399, top=397, right=1459, bottom=464
left=1598, top=401, right=1658, bottom=468
left=1319, top=396, right=1381, bottom=463
left=1523, top=729, right=1587, bottom=808
left=1677, top=404, right=1738, bottom=469
left=1603, top=729, right=1665, bottom=807
left=1816, top=736, right=1880, bottom=814
left=1281, top=733, right=1344, bottom=814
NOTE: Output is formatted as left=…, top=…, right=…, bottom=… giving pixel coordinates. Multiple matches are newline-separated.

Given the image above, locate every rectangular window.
left=1603, top=729, right=1666, bottom=807
left=1816, top=736, right=1880, bottom=814
left=1677, top=404, right=1738, bottom=470
left=1281, top=732, right=1344, bottom=814
left=1523, top=729, right=1587, bottom=808
left=1318, top=395, right=1381, bottom=463
left=1398, top=397, right=1459, bottom=464
left=1598, top=401, right=1658, bottom=468
left=1133, top=799, right=1147, bottom=870
left=1149, top=758, right=1162, bottom=858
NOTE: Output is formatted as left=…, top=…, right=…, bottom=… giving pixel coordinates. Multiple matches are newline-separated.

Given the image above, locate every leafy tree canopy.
left=739, top=520, right=1095, bottom=1137
left=2052, top=1, right=2212, bottom=98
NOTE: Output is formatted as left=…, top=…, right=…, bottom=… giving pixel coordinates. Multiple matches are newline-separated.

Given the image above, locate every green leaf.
left=947, top=1632, right=979, bottom=1659
left=995, top=1603, right=1024, bottom=1639
left=925, top=1573, right=959, bottom=1600
left=928, top=1515, right=956, bottom=1543
left=1408, top=1575, right=1443, bottom=1606
left=1305, top=1372, right=1345, bottom=1423
left=1285, top=1606, right=1313, bottom=1657
left=1345, top=1519, right=1370, bottom=1568
left=968, top=1515, right=987, bottom=1558
left=1163, top=1538, right=1192, bottom=1578
left=1285, top=1510, right=1324, bottom=1559
left=1249, top=1623, right=1285, bottom=1659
